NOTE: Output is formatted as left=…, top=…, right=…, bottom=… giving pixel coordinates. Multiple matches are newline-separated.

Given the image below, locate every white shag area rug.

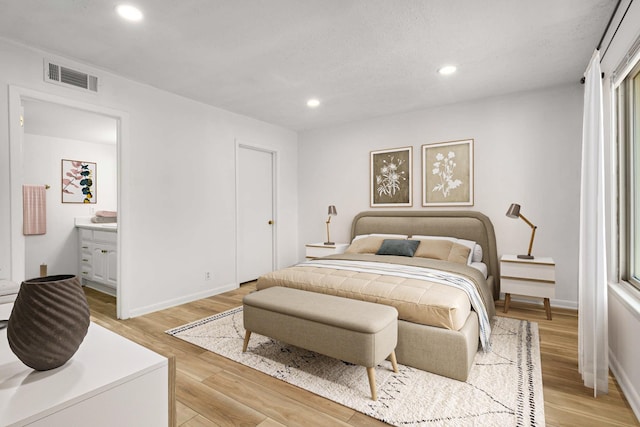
left=166, top=307, right=545, bottom=426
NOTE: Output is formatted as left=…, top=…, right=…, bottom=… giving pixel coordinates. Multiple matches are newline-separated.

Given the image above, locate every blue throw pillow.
left=376, top=239, right=420, bottom=257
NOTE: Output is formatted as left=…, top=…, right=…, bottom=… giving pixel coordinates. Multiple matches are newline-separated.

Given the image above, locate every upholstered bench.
left=242, top=286, right=399, bottom=400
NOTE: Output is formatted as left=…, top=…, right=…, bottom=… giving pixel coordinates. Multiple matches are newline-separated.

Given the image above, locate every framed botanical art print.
left=422, top=139, right=473, bottom=206
left=370, top=146, right=412, bottom=207
left=61, top=159, right=97, bottom=204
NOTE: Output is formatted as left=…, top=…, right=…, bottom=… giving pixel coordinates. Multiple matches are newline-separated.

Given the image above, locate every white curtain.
left=578, top=49, right=609, bottom=396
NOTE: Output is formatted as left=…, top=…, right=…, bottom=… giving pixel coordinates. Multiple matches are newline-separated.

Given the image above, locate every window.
left=618, top=62, right=640, bottom=291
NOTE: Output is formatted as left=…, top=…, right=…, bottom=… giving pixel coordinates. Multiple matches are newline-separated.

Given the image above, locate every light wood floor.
left=84, top=284, right=639, bottom=427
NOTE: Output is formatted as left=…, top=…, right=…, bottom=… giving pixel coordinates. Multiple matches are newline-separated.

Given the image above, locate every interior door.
left=237, top=145, right=275, bottom=283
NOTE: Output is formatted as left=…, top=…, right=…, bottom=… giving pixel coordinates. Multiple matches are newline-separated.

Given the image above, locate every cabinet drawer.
left=306, top=246, right=336, bottom=258
left=80, top=252, right=92, bottom=264
left=79, top=266, right=92, bottom=278
left=93, top=231, right=117, bottom=244
left=79, top=229, right=93, bottom=241
left=501, top=277, right=555, bottom=298
left=501, top=260, right=555, bottom=282
left=305, top=243, right=349, bottom=259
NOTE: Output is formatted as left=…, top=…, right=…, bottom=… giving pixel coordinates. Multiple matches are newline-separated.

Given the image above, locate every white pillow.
left=352, top=233, right=408, bottom=242
left=472, top=244, right=483, bottom=263
left=412, top=235, right=476, bottom=265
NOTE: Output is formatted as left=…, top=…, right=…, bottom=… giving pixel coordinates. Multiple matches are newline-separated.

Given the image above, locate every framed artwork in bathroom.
left=61, top=159, right=97, bottom=204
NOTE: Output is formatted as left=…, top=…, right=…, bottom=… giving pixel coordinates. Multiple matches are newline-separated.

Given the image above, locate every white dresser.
left=500, top=254, right=556, bottom=319
left=0, top=304, right=169, bottom=426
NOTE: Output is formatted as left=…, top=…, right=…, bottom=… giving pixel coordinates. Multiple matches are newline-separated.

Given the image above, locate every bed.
left=256, top=210, right=499, bottom=381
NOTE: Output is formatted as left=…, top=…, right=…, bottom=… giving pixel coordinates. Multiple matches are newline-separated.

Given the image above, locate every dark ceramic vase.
left=7, top=274, right=90, bottom=371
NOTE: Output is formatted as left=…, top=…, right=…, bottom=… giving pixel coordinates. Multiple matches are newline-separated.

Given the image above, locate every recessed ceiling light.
left=116, top=4, right=144, bottom=22
left=438, top=65, right=457, bottom=75
left=307, top=98, right=320, bottom=108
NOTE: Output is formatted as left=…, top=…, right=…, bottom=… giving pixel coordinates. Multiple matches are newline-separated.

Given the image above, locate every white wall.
left=298, top=84, right=583, bottom=307
left=599, top=0, right=640, bottom=419
left=0, top=38, right=299, bottom=317
left=22, top=134, right=117, bottom=279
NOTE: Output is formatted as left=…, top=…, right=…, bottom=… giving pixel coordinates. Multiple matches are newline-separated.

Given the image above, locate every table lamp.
left=324, top=205, right=337, bottom=245
left=506, top=203, right=537, bottom=259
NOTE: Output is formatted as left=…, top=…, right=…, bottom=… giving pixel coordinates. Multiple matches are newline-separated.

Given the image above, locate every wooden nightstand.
left=500, top=254, right=556, bottom=320
left=305, top=243, right=349, bottom=259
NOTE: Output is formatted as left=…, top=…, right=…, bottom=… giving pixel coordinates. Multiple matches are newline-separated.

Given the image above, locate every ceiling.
left=23, top=99, right=117, bottom=145
left=0, top=0, right=617, bottom=131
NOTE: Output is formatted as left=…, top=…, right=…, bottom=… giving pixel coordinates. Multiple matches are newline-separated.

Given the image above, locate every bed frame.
left=350, top=210, right=499, bottom=381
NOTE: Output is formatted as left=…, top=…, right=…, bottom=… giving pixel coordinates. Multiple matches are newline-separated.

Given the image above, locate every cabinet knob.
left=82, top=258, right=89, bottom=262
left=101, top=250, right=107, bottom=253
left=268, top=220, right=274, bottom=225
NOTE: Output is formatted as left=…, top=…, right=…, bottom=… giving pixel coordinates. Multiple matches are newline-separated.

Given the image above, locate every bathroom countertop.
left=74, top=217, right=117, bottom=232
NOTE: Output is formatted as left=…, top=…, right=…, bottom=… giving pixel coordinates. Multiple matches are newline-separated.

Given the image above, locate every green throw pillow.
left=376, top=239, right=420, bottom=257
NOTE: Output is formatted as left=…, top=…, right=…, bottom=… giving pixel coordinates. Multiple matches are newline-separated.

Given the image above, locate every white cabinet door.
left=106, top=247, right=117, bottom=286
left=92, top=245, right=108, bottom=283
left=91, top=243, right=117, bottom=288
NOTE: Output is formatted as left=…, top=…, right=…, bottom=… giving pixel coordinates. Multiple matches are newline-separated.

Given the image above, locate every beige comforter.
left=256, top=253, right=495, bottom=332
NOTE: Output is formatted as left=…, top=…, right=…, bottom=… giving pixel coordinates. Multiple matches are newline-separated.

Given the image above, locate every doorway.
left=236, top=143, right=277, bottom=284
left=8, top=86, right=129, bottom=318
left=22, top=99, right=117, bottom=283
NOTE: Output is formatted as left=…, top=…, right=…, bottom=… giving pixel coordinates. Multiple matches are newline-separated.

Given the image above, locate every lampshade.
left=506, top=203, right=520, bottom=218
left=328, top=205, right=337, bottom=216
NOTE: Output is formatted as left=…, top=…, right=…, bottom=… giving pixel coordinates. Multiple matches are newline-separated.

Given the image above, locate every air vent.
left=44, top=60, right=99, bottom=93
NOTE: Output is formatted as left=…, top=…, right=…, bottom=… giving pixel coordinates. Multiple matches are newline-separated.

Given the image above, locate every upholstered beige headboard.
left=351, top=211, right=500, bottom=299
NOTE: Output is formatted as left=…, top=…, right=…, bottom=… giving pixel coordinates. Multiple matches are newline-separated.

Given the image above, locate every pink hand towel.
left=95, top=210, right=117, bottom=218
left=23, top=185, right=47, bottom=235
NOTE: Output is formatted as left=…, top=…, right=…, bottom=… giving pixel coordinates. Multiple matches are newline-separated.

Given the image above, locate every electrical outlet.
left=205, top=272, right=211, bottom=280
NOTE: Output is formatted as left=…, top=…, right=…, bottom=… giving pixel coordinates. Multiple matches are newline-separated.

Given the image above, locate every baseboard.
left=609, top=349, right=640, bottom=422
left=82, top=279, right=116, bottom=297
left=550, top=298, right=578, bottom=310
left=128, top=282, right=238, bottom=318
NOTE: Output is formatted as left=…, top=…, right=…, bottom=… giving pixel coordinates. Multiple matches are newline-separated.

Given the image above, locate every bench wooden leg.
left=366, top=367, right=377, bottom=401
left=242, top=330, right=251, bottom=352
left=389, top=351, right=398, bottom=373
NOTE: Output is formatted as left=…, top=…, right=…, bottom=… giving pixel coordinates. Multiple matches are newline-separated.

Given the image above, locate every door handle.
left=268, top=220, right=274, bottom=225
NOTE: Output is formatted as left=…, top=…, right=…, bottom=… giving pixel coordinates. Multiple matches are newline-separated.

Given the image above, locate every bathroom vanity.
left=75, top=218, right=117, bottom=296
